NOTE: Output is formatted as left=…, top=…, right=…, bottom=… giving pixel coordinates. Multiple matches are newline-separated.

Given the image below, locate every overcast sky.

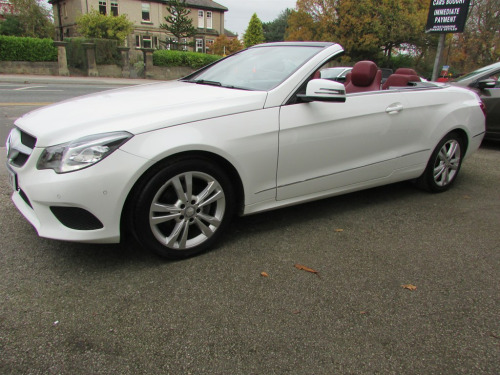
left=217, top=0, right=297, bottom=37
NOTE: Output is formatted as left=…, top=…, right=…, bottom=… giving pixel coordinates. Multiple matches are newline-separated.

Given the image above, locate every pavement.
left=0, top=73, right=161, bottom=86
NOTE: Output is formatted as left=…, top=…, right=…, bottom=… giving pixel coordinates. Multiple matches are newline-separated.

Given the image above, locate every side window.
left=487, top=72, right=500, bottom=88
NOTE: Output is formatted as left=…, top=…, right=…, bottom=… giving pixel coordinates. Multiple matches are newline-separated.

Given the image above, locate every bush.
left=64, top=37, right=121, bottom=69
left=153, top=50, right=222, bottom=69
left=0, top=35, right=57, bottom=61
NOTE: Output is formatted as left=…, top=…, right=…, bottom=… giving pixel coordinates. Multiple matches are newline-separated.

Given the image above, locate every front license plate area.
left=7, top=166, right=18, bottom=191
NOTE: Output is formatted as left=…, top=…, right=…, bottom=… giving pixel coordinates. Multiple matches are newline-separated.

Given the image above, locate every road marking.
left=14, top=86, right=46, bottom=91
left=0, top=102, right=53, bottom=106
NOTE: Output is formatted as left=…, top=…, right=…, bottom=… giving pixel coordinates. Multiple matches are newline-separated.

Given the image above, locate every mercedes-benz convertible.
left=6, top=42, right=486, bottom=259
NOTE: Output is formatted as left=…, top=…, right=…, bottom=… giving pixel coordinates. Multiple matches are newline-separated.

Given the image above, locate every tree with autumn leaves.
left=284, top=0, right=498, bottom=75
left=286, top=0, right=430, bottom=66
left=445, top=0, right=499, bottom=74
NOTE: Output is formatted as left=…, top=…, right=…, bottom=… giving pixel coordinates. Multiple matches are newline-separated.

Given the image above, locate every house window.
left=135, top=35, right=140, bottom=47
left=196, top=39, right=203, bottom=53
left=198, top=10, right=204, bottom=28
left=142, top=3, right=150, bottom=22
left=166, top=38, right=177, bottom=50
left=99, top=0, right=106, bottom=15
left=206, top=39, right=214, bottom=53
left=142, top=36, right=152, bottom=48
left=181, top=38, right=187, bottom=51
left=206, top=11, right=212, bottom=29
left=111, top=0, right=118, bottom=16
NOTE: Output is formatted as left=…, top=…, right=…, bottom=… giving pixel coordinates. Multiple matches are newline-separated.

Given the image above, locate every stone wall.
left=0, top=61, right=194, bottom=81
left=0, top=61, right=59, bottom=76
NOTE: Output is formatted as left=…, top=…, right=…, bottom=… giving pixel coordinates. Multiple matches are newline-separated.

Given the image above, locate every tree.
left=243, top=13, right=265, bottom=48
left=291, top=0, right=429, bottom=64
left=446, top=0, right=500, bottom=73
left=0, top=15, right=24, bottom=36
left=2, top=0, right=54, bottom=38
left=285, top=10, right=320, bottom=41
left=76, top=10, right=133, bottom=43
left=160, top=0, right=197, bottom=50
left=212, top=34, right=243, bottom=56
left=263, top=9, right=292, bottom=42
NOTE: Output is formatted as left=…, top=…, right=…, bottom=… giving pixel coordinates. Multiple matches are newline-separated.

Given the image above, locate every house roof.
left=182, top=0, right=228, bottom=12
left=47, top=0, right=228, bottom=12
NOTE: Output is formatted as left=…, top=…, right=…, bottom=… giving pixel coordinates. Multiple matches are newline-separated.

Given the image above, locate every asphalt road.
left=0, top=77, right=499, bottom=374
left=0, top=79, right=144, bottom=144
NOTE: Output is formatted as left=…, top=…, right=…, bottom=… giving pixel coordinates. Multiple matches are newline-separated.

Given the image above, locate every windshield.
left=453, top=61, right=500, bottom=82
left=184, top=45, right=323, bottom=91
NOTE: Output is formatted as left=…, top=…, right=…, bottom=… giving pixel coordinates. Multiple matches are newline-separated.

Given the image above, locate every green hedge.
left=153, top=50, right=222, bottom=69
left=0, top=35, right=57, bottom=62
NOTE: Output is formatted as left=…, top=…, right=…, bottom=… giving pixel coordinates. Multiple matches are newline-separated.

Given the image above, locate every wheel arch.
left=448, top=127, right=469, bottom=155
left=120, top=150, right=245, bottom=240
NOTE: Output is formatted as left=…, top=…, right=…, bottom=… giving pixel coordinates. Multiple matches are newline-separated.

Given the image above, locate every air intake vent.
left=50, top=207, right=104, bottom=230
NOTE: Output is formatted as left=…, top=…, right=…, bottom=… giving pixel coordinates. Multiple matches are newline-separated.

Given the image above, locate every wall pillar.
left=118, top=47, right=131, bottom=78
left=82, top=43, right=99, bottom=77
left=141, top=48, right=155, bottom=79
left=53, top=41, right=69, bottom=76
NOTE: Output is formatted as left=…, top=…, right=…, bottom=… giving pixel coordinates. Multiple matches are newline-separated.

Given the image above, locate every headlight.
left=37, top=131, right=133, bottom=173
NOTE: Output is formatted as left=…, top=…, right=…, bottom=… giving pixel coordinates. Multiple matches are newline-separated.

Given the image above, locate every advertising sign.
left=425, top=0, right=471, bottom=33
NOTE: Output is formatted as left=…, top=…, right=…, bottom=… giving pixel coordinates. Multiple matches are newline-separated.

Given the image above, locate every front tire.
left=131, top=158, right=235, bottom=259
left=416, top=132, right=464, bottom=192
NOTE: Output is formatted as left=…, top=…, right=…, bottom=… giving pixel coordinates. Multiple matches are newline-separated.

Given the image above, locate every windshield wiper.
left=183, top=79, right=253, bottom=91
left=189, top=79, right=222, bottom=86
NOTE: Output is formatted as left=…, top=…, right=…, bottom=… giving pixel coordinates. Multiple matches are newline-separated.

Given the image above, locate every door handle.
left=386, top=103, right=403, bottom=114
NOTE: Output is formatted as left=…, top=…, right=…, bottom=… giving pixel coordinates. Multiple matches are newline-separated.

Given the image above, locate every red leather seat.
left=344, top=61, right=382, bottom=94
left=382, top=74, right=421, bottom=90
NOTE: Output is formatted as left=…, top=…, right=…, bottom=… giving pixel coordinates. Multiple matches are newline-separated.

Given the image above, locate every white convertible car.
left=6, top=42, right=486, bottom=259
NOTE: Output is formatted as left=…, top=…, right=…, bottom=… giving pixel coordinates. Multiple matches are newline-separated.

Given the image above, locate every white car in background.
left=6, top=42, right=486, bottom=259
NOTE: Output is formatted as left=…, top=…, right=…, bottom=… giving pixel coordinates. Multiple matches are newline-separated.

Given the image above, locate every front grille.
left=50, top=207, right=104, bottom=230
left=6, top=128, right=37, bottom=168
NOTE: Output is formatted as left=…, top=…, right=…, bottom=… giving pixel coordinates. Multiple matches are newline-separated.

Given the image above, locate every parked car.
left=5, top=42, right=486, bottom=259
left=451, top=61, right=500, bottom=141
left=320, top=67, right=352, bottom=82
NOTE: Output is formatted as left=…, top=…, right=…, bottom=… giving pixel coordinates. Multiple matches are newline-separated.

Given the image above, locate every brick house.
left=48, top=0, right=230, bottom=53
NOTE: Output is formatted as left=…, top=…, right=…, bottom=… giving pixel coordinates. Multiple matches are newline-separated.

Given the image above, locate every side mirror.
left=297, top=79, right=346, bottom=103
left=477, top=79, right=496, bottom=90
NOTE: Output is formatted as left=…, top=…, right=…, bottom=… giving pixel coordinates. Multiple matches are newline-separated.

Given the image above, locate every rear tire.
left=131, top=157, right=235, bottom=259
left=416, top=132, right=464, bottom=192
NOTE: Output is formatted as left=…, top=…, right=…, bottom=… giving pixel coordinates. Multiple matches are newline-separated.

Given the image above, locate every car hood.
left=15, top=81, right=268, bottom=147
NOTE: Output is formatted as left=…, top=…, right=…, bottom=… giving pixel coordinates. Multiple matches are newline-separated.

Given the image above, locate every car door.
left=277, top=90, right=413, bottom=201
left=475, top=73, right=500, bottom=139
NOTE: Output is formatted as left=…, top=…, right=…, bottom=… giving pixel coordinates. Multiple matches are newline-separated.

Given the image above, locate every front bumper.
left=8, top=148, right=148, bottom=243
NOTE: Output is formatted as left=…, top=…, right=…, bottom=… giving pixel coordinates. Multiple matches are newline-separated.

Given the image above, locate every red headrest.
left=351, top=61, right=379, bottom=87
left=395, top=68, right=418, bottom=76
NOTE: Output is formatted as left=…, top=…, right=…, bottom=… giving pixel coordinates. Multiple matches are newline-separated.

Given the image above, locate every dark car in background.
left=451, top=62, right=500, bottom=141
